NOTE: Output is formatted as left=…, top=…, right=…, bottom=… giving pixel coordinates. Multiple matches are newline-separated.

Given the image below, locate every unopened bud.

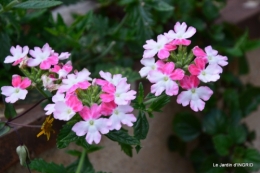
left=16, top=145, right=30, bottom=166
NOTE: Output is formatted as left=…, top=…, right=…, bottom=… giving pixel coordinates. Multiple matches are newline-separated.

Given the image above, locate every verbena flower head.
left=140, top=21, right=228, bottom=111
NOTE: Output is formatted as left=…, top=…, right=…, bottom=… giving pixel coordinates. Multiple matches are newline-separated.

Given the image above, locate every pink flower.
left=100, top=101, right=117, bottom=116
left=192, top=46, right=228, bottom=67
left=53, top=94, right=83, bottom=121
left=188, top=57, right=222, bottom=83
left=1, top=75, right=31, bottom=103
left=58, top=68, right=92, bottom=93
left=27, top=43, right=58, bottom=69
left=51, top=61, right=73, bottom=79
left=4, top=45, right=29, bottom=66
left=177, top=75, right=213, bottom=111
left=58, top=52, right=70, bottom=60
left=109, top=105, right=136, bottom=130
left=147, top=62, right=184, bottom=96
left=100, top=81, right=136, bottom=105
left=72, top=104, right=110, bottom=144
left=143, top=34, right=173, bottom=59
left=164, top=22, right=196, bottom=46
left=96, top=71, right=127, bottom=86
left=139, top=58, right=159, bottom=78
left=44, top=93, right=65, bottom=115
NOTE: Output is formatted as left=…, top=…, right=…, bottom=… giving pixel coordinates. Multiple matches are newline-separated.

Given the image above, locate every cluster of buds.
left=1, top=44, right=137, bottom=144
left=139, top=22, right=228, bottom=111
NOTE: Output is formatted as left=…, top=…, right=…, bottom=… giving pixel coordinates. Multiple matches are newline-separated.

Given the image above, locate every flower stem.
left=76, top=149, right=87, bottom=173
left=7, top=122, right=41, bottom=128
left=7, top=98, right=47, bottom=122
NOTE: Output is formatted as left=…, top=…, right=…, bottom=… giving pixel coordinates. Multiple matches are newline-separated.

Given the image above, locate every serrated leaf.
left=133, top=111, right=149, bottom=140
left=173, top=112, right=201, bottom=142
left=153, top=1, right=174, bottom=11
left=213, top=134, right=232, bottom=156
left=228, top=125, right=247, bottom=144
left=14, top=1, right=62, bottom=9
left=202, top=109, right=226, bottom=135
left=105, top=129, right=139, bottom=145
left=119, top=143, right=133, bottom=157
left=56, top=121, right=79, bottom=149
left=239, top=85, right=260, bottom=117
left=30, top=158, right=67, bottom=173
left=148, top=93, right=171, bottom=112
left=243, top=148, right=260, bottom=171
left=135, top=145, right=142, bottom=153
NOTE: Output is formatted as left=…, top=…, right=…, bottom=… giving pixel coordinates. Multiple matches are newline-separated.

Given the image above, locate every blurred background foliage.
left=1, top=0, right=260, bottom=172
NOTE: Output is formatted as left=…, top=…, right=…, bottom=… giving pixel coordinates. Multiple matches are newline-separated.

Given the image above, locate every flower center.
left=67, top=109, right=72, bottom=114
left=202, top=71, right=206, bottom=76
left=208, top=56, right=212, bottom=60
left=15, top=88, right=20, bottom=93
left=89, top=120, right=94, bottom=125
left=164, top=76, right=169, bottom=81
left=116, top=93, right=120, bottom=97
left=191, top=88, right=196, bottom=93
left=151, top=65, right=156, bottom=70
left=114, top=110, right=119, bottom=115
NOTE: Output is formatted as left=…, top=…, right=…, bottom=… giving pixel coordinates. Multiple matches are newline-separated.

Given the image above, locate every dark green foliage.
left=173, top=112, right=201, bottom=142
left=133, top=111, right=149, bottom=140
left=105, top=129, right=139, bottom=145
left=30, top=159, right=67, bottom=173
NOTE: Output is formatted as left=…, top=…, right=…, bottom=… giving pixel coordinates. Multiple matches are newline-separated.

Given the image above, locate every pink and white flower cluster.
left=140, top=22, right=228, bottom=111
left=1, top=43, right=137, bottom=144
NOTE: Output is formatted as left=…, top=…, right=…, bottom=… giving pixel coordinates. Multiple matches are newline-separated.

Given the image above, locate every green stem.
left=76, top=149, right=87, bottom=173
left=35, top=85, right=50, bottom=99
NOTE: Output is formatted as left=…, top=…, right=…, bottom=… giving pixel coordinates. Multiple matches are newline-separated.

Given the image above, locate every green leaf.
left=173, top=112, right=201, bottom=142
left=119, top=143, right=133, bottom=157
left=30, top=158, right=67, bottom=173
left=202, top=109, right=226, bottom=135
left=135, top=145, right=142, bottom=153
left=133, top=111, right=149, bottom=140
left=66, top=154, right=95, bottom=173
left=238, top=56, right=249, bottom=74
left=213, top=134, right=232, bottom=156
left=243, top=148, right=260, bottom=171
left=56, top=121, right=79, bottom=149
left=14, top=1, right=62, bottom=9
left=148, top=93, right=171, bottom=112
left=105, top=129, right=139, bottom=145
left=136, top=83, right=144, bottom=105
left=239, top=85, right=260, bottom=117
left=0, top=122, right=10, bottom=137
left=3, top=98, right=17, bottom=119
left=244, top=39, right=260, bottom=51
left=153, top=1, right=174, bottom=11
left=228, top=125, right=247, bottom=144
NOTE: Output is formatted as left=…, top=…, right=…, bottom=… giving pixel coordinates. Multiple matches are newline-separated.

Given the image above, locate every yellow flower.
left=37, top=116, right=55, bottom=141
